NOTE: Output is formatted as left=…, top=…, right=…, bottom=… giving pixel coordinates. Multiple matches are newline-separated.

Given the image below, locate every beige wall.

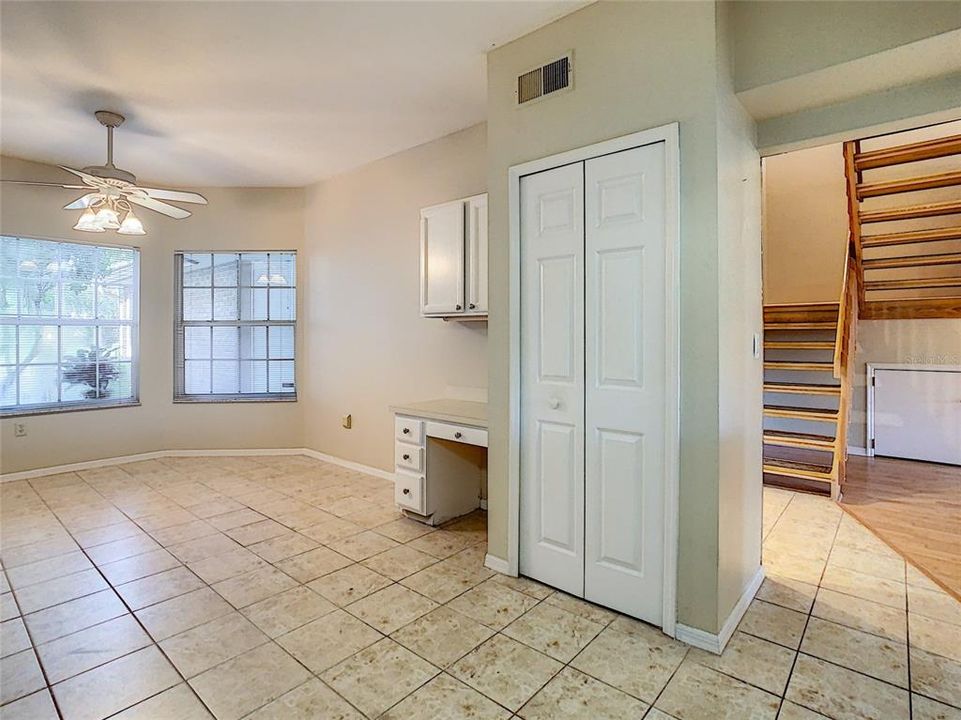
left=715, top=0, right=764, bottom=630
left=732, top=1, right=961, bottom=92
left=0, top=156, right=305, bottom=473
left=762, top=144, right=848, bottom=304
left=301, top=124, right=488, bottom=471
left=849, top=320, right=961, bottom=450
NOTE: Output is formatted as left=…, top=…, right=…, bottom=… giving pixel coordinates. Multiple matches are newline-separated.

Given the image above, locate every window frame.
left=0, top=234, right=141, bottom=418
left=172, top=250, right=297, bottom=403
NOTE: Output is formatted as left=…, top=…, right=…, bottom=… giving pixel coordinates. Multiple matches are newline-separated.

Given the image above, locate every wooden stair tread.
left=764, top=404, right=838, bottom=415
left=854, top=134, right=961, bottom=170
left=860, top=200, right=961, bottom=224
left=764, top=382, right=841, bottom=395
left=763, top=458, right=833, bottom=480
left=865, top=277, right=961, bottom=291
left=862, top=297, right=961, bottom=320
left=764, top=361, right=834, bottom=371
left=857, top=171, right=961, bottom=199
left=764, top=430, right=836, bottom=449
left=764, top=321, right=837, bottom=330
left=861, top=226, right=961, bottom=248
left=764, top=340, right=835, bottom=350
left=862, top=252, right=961, bottom=270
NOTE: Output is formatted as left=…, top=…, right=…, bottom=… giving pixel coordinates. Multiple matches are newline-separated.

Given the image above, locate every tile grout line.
left=24, top=468, right=221, bottom=719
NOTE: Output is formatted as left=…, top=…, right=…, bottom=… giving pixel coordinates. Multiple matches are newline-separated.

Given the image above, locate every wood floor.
left=841, top=454, right=961, bottom=601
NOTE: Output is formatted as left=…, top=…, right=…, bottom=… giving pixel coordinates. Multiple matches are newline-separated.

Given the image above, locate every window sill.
left=173, top=394, right=298, bottom=404
left=1, top=400, right=142, bottom=419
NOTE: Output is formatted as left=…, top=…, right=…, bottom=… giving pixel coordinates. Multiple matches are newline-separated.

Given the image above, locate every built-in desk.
left=389, top=399, right=487, bottom=525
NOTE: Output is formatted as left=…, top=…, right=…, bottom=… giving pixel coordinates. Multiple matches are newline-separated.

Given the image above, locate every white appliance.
left=871, top=365, right=961, bottom=465
left=519, top=142, right=671, bottom=624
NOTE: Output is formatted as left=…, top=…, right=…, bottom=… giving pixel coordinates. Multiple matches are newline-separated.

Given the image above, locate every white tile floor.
left=0, top=456, right=958, bottom=719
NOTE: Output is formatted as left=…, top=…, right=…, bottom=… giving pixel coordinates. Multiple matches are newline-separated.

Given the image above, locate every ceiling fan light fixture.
left=118, top=208, right=146, bottom=235
left=74, top=207, right=105, bottom=233
left=95, top=204, right=121, bottom=230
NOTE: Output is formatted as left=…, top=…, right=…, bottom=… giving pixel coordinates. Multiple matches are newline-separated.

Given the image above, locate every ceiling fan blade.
left=58, top=165, right=106, bottom=187
left=63, top=193, right=100, bottom=210
left=132, top=187, right=207, bottom=204
left=127, top=194, right=191, bottom=219
left=1, top=180, right=88, bottom=189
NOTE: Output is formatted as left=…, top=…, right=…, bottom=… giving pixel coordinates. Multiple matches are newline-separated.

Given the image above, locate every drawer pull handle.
left=403, top=454, right=410, bottom=461
left=454, top=431, right=463, bottom=439
left=402, top=428, right=410, bottom=435
left=403, top=488, right=411, bottom=495
left=469, top=303, right=476, bottom=310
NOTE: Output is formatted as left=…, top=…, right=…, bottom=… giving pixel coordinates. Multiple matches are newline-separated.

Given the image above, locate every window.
left=0, top=236, right=140, bottom=415
left=174, top=251, right=296, bottom=401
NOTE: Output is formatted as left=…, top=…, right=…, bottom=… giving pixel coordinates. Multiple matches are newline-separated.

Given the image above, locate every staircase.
left=845, top=130, right=961, bottom=319
left=762, top=291, right=856, bottom=499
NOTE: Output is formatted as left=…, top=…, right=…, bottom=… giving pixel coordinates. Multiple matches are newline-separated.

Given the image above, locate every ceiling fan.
left=2, top=110, right=207, bottom=236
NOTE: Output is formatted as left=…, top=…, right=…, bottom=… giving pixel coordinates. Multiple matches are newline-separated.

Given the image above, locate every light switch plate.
left=753, top=332, right=761, bottom=359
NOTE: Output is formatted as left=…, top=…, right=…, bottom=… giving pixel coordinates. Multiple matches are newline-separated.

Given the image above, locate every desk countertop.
left=390, top=399, right=488, bottom=429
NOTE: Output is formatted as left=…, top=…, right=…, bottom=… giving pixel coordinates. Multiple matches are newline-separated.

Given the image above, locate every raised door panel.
left=519, top=163, right=585, bottom=597
left=466, top=194, right=489, bottom=314
left=584, top=143, right=667, bottom=622
left=420, top=201, right=465, bottom=315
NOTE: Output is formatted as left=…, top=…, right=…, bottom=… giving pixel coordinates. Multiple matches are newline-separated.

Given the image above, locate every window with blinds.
left=174, top=251, right=296, bottom=401
left=0, top=235, right=140, bottom=416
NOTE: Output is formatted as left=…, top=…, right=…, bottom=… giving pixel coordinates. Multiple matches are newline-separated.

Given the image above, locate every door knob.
left=549, top=397, right=561, bottom=409
left=403, top=488, right=410, bottom=495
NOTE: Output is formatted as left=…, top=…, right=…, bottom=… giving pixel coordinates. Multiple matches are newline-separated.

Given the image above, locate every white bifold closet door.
left=520, top=143, right=667, bottom=624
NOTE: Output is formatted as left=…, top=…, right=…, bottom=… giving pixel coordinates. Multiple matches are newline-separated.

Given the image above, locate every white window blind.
left=174, top=251, right=296, bottom=401
left=0, top=236, right=140, bottom=415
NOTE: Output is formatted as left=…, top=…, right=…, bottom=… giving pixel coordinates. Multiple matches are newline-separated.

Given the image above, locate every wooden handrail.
left=857, top=170, right=961, bottom=199
left=854, top=134, right=961, bottom=170
left=842, top=142, right=866, bottom=309
left=832, top=253, right=849, bottom=379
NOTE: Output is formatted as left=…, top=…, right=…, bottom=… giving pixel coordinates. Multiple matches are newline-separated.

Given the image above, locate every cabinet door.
left=466, top=194, right=488, bottom=314
left=420, top=201, right=465, bottom=315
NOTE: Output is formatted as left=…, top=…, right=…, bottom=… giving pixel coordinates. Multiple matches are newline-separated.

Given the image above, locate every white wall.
left=301, top=124, right=488, bottom=471
left=851, top=319, right=961, bottom=450
left=0, top=156, right=305, bottom=473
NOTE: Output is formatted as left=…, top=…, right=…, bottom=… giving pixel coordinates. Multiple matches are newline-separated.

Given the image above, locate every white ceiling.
left=1, top=1, right=586, bottom=188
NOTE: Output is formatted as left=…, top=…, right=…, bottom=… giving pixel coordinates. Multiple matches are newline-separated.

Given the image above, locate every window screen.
left=0, top=236, right=140, bottom=415
left=174, top=252, right=296, bottom=401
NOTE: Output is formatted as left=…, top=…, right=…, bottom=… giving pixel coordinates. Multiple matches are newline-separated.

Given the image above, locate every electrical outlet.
left=342, top=414, right=352, bottom=429
left=14, top=422, right=27, bottom=438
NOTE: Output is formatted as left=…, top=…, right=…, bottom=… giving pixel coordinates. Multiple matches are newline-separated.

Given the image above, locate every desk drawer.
left=426, top=421, right=488, bottom=448
left=394, top=443, right=424, bottom=472
left=395, top=416, right=425, bottom=444
left=394, top=471, right=425, bottom=513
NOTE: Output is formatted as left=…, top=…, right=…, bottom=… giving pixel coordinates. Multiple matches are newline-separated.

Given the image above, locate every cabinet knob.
left=403, top=488, right=410, bottom=495
left=454, top=431, right=463, bottom=439
left=549, top=397, right=561, bottom=409
left=402, top=428, right=410, bottom=435
left=403, top=454, right=410, bottom=461
left=456, top=304, right=462, bottom=311
left=469, top=303, right=476, bottom=310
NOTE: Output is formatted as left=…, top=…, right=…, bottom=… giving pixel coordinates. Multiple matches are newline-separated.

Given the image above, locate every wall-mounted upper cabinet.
left=420, top=193, right=488, bottom=319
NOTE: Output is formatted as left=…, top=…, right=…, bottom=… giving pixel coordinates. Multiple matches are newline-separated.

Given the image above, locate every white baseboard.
left=299, top=449, right=395, bottom=482
left=675, top=565, right=764, bottom=654
left=485, top=553, right=511, bottom=575
left=847, top=445, right=868, bottom=457
left=1, top=447, right=392, bottom=484
left=480, top=498, right=488, bottom=511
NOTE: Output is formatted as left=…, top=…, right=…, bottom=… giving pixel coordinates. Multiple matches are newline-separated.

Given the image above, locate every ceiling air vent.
left=517, top=54, right=572, bottom=105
